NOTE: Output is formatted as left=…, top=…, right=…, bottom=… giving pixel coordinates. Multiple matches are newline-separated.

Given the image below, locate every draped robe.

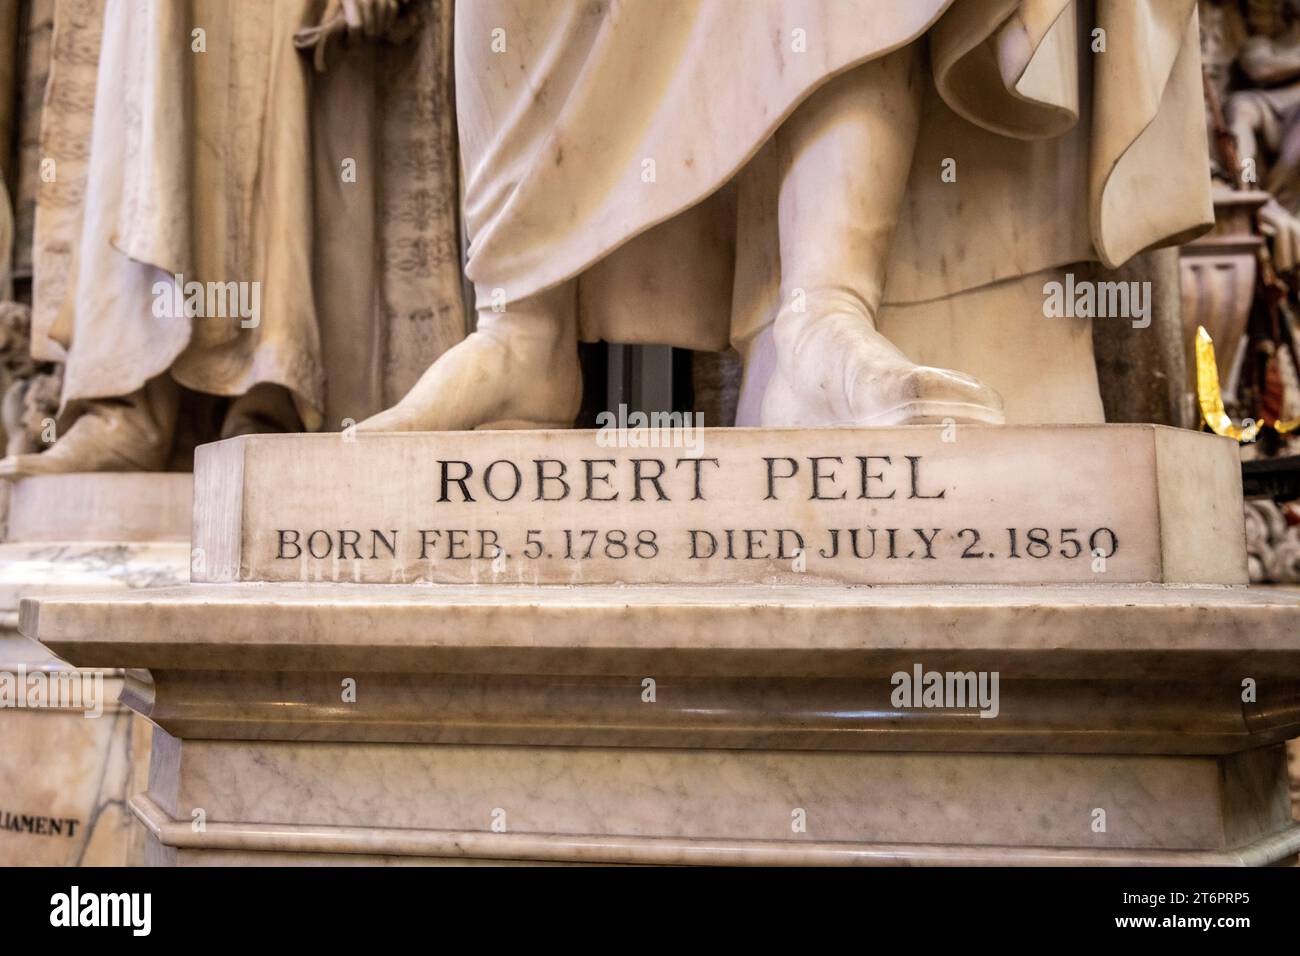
left=456, top=0, right=1212, bottom=360
left=32, top=0, right=465, bottom=430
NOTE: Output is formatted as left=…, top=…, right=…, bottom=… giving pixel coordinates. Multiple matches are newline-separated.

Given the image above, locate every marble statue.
left=361, top=0, right=1214, bottom=433
left=1, top=0, right=464, bottom=477
left=1197, top=0, right=1300, bottom=429
left=1205, top=0, right=1300, bottom=268
left=2, top=0, right=1217, bottom=474
left=1219, top=1, right=1300, bottom=193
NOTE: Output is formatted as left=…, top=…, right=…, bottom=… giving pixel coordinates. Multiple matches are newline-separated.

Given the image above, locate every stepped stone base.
left=23, top=580, right=1300, bottom=866
left=18, top=428, right=1297, bottom=866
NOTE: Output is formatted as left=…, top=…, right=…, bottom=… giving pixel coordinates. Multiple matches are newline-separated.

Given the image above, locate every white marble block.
left=194, top=424, right=1246, bottom=587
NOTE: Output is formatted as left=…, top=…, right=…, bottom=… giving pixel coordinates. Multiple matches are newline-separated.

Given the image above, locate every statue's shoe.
left=0, top=406, right=171, bottom=479
left=357, top=328, right=582, bottom=432
left=759, top=294, right=1005, bottom=428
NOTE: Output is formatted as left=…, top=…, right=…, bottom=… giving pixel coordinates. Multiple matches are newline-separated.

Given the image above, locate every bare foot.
left=759, top=291, right=1004, bottom=427
left=0, top=402, right=172, bottom=478
left=358, top=308, right=582, bottom=432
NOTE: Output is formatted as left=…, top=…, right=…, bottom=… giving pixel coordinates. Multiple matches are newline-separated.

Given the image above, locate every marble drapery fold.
left=456, top=0, right=1213, bottom=351
left=31, top=0, right=464, bottom=431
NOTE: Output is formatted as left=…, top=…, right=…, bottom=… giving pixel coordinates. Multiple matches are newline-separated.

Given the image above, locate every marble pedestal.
left=0, top=474, right=190, bottom=866
left=20, top=426, right=1300, bottom=865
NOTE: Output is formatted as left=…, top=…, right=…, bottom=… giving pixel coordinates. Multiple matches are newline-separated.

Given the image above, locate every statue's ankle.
left=776, top=286, right=876, bottom=324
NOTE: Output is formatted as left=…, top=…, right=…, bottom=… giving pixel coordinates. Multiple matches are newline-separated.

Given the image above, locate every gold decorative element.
left=1196, top=326, right=1300, bottom=439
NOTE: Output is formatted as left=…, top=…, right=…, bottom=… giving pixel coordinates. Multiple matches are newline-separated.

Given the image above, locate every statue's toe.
left=0, top=452, right=62, bottom=479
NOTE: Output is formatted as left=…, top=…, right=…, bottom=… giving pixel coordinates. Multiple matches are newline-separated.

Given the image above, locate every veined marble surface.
left=131, top=736, right=1298, bottom=867
left=22, top=575, right=1300, bottom=866
left=0, top=473, right=190, bottom=866
left=191, top=425, right=1246, bottom=586
left=0, top=657, right=150, bottom=866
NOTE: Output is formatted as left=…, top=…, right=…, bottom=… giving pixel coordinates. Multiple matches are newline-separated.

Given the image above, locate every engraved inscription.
left=239, top=432, right=1149, bottom=585
left=0, top=809, right=81, bottom=838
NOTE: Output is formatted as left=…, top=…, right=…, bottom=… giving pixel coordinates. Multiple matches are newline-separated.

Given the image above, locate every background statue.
left=2, top=0, right=465, bottom=476
left=1203, top=0, right=1300, bottom=267
left=361, top=0, right=1213, bottom=433
left=0, top=301, right=61, bottom=456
